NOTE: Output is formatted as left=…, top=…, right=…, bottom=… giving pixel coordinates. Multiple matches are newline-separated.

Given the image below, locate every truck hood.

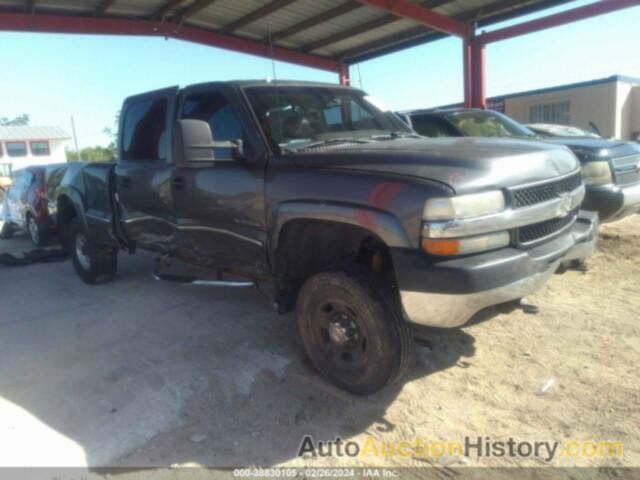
left=536, top=137, right=640, bottom=161
left=292, top=137, right=579, bottom=194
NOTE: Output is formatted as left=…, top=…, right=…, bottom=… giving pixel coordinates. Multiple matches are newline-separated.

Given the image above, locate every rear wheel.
left=27, top=215, right=47, bottom=247
left=69, top=217, right=118, bottom=284
left=297, top=269, right=412, bottom=395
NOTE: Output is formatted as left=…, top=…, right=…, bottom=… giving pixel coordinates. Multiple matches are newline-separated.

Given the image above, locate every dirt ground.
left=0, top=216, right=638, bottom=471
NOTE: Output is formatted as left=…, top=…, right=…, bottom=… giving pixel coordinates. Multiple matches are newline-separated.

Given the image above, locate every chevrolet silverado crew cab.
left=401, top=108, right=640, bottom=223
left=54, top=81, right=597, bottom=394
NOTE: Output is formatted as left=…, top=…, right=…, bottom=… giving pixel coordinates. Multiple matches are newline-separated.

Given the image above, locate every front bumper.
left=583, top=182, right=640, bottom=222
left=394, top=211, right=598, bottom=328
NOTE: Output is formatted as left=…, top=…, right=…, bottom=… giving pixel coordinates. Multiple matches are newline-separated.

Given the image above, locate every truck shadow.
left=0, top=242, right=478, bottom=468
left=111, top=318, right=477, bottom=468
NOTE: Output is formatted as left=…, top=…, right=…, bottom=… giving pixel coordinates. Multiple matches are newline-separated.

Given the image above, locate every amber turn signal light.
left=422, top=238, right=460, bottom=256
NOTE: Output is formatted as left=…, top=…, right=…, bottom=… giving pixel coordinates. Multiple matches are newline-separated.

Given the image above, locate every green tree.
left=102, top=111, right=120, bottom=159
left=67, top=113, right=120, bottom=162
left=66, top=146, right=116, bottom=162
left=0, top=114, right=30, bottom=126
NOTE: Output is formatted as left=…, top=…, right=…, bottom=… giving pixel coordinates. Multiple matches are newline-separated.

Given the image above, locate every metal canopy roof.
left=0, top=0, right=573, bottom=67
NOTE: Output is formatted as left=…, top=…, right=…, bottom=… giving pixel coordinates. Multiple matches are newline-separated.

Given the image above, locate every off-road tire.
left=27, top=214, right=47, bottom=247
left=69, top=217, right=118, bottom=284
left=297, top=268, right=413, bottom=395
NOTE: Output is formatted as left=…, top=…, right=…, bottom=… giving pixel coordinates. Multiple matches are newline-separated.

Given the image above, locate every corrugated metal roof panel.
left=0, top=126, right=71, bottom=141
left=108, top=0, right=164, bottom=16
left=283, top=6, right=385, bottom=48
left=0, top=0, right=575, bottom=64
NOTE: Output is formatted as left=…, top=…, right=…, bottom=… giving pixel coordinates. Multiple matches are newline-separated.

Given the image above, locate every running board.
left=153, top=273, right=255, bottom=288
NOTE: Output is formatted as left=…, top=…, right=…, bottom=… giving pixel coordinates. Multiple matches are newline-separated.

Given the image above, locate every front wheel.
left=69, top=217, right=118, bottom=284
left=297, top=269, right=413, bottom=395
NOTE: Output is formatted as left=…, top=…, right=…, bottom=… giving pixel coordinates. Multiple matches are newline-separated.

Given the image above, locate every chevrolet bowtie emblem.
left=557, top=192, right=572, bottom=218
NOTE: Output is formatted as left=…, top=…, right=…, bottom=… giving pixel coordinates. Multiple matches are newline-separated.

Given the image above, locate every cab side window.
left=181, top=91, right=247, bottom=159
left=121, top=97, right=168, bottom=162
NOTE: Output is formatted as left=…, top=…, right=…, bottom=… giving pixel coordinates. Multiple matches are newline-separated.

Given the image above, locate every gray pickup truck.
left=54, top=81, right=597, bottom=394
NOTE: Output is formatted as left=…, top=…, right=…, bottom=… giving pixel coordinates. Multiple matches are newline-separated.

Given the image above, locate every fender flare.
left=56, top=186, right=90, bottom=238
left=269, top=201, right=412, bottom=262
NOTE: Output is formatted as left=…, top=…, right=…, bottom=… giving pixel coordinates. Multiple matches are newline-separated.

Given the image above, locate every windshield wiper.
left=295, top=138, right=372, bottom=151
left=370, top=131, right=421, bottom=140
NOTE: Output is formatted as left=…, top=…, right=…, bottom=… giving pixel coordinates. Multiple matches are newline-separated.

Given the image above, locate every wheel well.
left=274, top=220, right=397, bottom=310
left=57, top=196, right=77, bottom=248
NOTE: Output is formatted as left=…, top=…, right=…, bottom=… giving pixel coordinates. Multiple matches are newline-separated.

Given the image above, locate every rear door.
left=114, top=86, right=180, bottom=252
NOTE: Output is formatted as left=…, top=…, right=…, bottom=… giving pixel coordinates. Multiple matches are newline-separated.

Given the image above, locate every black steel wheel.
left=297, top=269, right=412, bottom=395
left=69, top=217, right=118, bottom=285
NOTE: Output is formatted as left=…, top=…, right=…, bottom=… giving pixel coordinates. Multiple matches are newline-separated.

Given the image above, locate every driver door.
left=172, top=84, right=268, bottom=276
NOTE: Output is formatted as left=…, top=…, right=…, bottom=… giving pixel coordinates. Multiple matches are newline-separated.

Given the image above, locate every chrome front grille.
left=511, top=173, right=582, bottom=208
left=518, top=209, right=578, bottom=245
left=612, top=154, right=640, bottom=186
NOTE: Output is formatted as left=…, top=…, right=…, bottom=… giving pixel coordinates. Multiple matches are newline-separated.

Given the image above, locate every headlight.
left=581, top=161, right=612, bottom=186
left=422, top=231, right=510, bottom=256
left=423, top=190, right=505, bottom=220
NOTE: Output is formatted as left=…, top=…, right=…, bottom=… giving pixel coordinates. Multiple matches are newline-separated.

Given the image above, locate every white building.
left=0, top=126, right=70, bottom=173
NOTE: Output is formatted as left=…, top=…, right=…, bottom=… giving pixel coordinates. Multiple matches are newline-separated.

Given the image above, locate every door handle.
left=172, top=176, right=185, bottom=190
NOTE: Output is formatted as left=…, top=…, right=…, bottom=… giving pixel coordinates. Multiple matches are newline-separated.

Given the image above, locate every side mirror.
left=177, top=119, right=244, bottom=163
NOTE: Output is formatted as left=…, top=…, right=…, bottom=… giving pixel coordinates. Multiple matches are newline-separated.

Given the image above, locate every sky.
left=1, top=0, right=639, bottom=148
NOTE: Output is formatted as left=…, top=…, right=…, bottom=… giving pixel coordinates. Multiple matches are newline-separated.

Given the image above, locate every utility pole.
left=70, top=116, right=80, bottom=156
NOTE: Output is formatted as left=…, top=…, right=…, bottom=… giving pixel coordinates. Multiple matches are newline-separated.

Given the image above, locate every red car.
left=0, top=164, right=68, bottom=246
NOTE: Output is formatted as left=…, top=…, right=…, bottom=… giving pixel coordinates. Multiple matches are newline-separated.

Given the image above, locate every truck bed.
left=58, top=161, right=122, bottom=247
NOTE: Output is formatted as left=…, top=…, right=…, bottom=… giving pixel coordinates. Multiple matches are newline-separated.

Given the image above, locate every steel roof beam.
left=354, top=0, right=466, bottom=37
left=24, top=0, right=35, bottom=13
left=0, top=12, right=340, bottom=72
left=94, top=0, right=116, bottom=16
left=220, top=0, right=298, bottom=34
left=152, top=0, right=188, bottom=21
left=339, top=25, right=437, bottom=59
left=268, top=1, right=361, bottom=43
left=341, top=0, right=569, bottom=63
left=301, top=0, right=452, bottom=52
left=479, top=0, right=640, bottom=44
left=174, top=0, right=219, bottom=25
left=302, top=14, right=398, bottom=52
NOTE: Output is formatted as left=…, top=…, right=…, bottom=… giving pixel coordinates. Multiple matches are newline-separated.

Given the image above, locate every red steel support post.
left=463, top=37, right=472, bottom=108
left=470, top=39, right=486, bottom=109
left=339, top=63, right=350, bottom=86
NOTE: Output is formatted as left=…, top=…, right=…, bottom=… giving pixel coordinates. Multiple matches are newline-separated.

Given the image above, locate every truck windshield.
left=244, top=86, right=414, bottom=153
left=446, top=111, right=536, bottom=138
